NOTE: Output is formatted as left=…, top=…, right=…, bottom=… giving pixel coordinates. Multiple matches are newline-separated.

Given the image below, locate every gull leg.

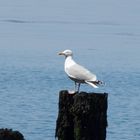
left=74, top=82, right=77, bottom=92
left=77, top=83, right=81, bottom=93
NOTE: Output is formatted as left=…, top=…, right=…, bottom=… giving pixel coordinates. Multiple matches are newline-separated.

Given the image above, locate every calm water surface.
left=0, top=0, right=140, bottom=140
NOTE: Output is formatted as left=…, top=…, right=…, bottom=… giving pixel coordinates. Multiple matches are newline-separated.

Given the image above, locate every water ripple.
left=0, top=19, right=120, bottom=26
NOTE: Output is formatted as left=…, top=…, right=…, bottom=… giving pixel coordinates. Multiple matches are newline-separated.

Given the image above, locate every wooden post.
left=55, top=90, right=108, bottom=140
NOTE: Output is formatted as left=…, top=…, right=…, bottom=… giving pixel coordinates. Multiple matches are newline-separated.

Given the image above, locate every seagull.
left=58, top=49, right=103, bottom=93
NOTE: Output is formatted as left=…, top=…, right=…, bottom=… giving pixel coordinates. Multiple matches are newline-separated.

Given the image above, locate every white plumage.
left=58, top=50, right=102, bottom=92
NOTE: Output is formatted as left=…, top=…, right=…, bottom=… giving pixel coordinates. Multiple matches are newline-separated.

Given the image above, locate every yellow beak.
left=58, top=52, right=64, bottom=55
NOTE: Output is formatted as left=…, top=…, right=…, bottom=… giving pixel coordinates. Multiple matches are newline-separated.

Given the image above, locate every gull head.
left=58, top=50, right=73, bottom=57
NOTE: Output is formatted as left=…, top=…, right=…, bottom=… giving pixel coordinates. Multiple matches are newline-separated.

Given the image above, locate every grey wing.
left=66, top=63, right=97, bottom=81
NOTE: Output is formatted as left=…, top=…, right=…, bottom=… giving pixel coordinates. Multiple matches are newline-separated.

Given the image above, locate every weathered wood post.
left=55, top=90, right=108, bottom=140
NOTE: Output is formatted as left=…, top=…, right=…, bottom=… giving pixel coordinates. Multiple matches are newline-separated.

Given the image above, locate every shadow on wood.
left=55, top=90, right=108, bottom=140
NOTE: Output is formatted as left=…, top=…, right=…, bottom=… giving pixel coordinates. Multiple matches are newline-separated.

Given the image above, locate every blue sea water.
left=0, top=0, right=140, bottom=140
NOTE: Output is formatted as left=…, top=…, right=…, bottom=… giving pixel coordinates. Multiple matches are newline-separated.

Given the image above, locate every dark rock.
left=0, top=128, right=25, bottom=140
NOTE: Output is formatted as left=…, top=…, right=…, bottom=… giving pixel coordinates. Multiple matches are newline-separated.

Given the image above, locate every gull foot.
left=68, top=90, right=76, bottom=94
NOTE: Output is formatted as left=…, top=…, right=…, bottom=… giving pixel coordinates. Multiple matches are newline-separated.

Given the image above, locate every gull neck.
left=65, top=56, right=75, bottom=67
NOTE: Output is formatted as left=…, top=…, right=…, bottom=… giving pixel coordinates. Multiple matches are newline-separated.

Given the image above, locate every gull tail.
left=85, top=80, right=105, bottom=88
left=85, top=81, right=99, bottom=88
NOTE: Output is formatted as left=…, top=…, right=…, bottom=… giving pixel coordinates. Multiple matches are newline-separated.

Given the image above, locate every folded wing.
left=65, top=63, right=97, bottom=82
